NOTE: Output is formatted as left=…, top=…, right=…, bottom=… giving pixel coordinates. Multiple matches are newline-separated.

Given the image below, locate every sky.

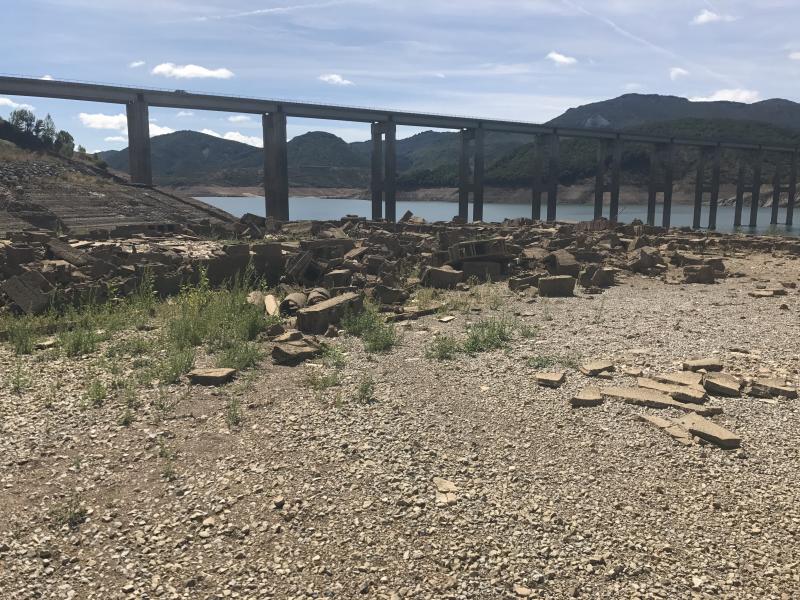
left=2, top=0, right=800, bottom=153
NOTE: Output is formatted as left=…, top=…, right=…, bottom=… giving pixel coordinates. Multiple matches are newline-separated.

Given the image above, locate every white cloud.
left=223, top=131, right=262, bottom=147
left=624, top=82, right=643, bottom=91
left=319, top=73, right=353, bottom=85
left=669, top=67, right=689, bottom=81
left=104, top=135, right=127, bottom=142
left=79, top=112, right=127, bottom=130
left=691, top=9, right=735, bottom=25
left=227, top=115, right=251, bottom=123
left=790, top=52, right=800, bottom=61
left=149, top=123, right=174, bottom=136
left=129, top=60, right=146, bottom=68
left=40, top=75, right=53, bottom=81
left=201, top=128, right=222, bottom=137
left=545, top=51, right=577, bottom=66
left=151, top=63, right=234, bottom=79
left=176, top=111, right=194, bottom=117
left=690, top=89, right=761, bottom=103
left=0, top=97, right=35, bottom=111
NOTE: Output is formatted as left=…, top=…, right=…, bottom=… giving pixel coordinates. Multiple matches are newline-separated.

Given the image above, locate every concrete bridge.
left=0, top=75, right=797, bottom=229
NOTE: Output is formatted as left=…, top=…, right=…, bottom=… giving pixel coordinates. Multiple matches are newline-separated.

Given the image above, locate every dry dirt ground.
left=1, top=251, right=799, bottom=599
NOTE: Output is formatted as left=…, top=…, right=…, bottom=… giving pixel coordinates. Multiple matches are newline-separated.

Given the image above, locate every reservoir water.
left=199, top=196, right=799, bottom=237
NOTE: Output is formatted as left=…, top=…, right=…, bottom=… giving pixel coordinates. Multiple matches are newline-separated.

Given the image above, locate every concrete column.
left=263, top=110, right=289, bottom=221
left=531, top=139, right=543, bottom=221
left=661, top=143, right=674, bottom=229
left=692, top=148, right=706, bottom=229
left=771, top=160, right=782, bottom=225
left=646, top=144, right=659, bottom=226
left=788, top=152, right=797, bottom=226
left=546, top=133, right=559, bottom=222
left=594, top=140, right=606, bottom=220
left=383, top=119, right=397, bottom=222
left=708, top=145, right=721, bottom=230
left=609, top=136, right=622, bottom=223
left=125, top=94, right=152, bottom=186
left=472, top=126, right=485, bottom=222
left=734, top=162, right=745, bottom=227
left=458, top=129, right=473, bottom=222
left=370, top=122, right=384, bottom=221
left=750, top=149, right=762, bottom=228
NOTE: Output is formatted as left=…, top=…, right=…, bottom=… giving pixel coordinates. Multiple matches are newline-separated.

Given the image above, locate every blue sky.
left=2, top=0, right=800, bottom=152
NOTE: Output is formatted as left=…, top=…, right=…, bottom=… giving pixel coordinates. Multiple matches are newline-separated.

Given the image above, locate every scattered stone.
left=637, top=415, right=694, bottom=446
left=421, top=266, right=463, bottom=289
left=271, top=338, right=322, bottom=365
left=571, top=388, right=603, bottom=408
left=653, top=371, right=704, bottom=390
left=600, top=386, right=721, bottom=415
left=579, top=360, right=614, bottom=376
left=749, top=378, right=798, bottom=399
left=264, top=294, right=279, bottom=317
left=702, top=373, right=742, bottom=397
left=675, top=413, right=741, bottom=449
left=637, top=377, right=707, bottom=404
left=296, top=292, right=363, bottom=335
left=438, top=315, right=456, bottom=323
left=682, top=358, right=723, bottom=372
left=683, top=265, right=715, bottom=284
left=187, top=368, right=236, bottom=386
left=536, top=371, right=566, bottom=388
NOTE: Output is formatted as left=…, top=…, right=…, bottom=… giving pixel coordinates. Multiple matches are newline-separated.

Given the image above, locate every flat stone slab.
left=571, top=388, right=603, bottom=408
left=187, top=368, right=236, bottom=385
left=601, top=386, right=721, bottom=416
left=637, top=415, right=694, bottom=446
left=296, top=292, right=363, bottom=335
left=637, top=377, right=707, bottom=404
left=536, top=371, right=566, bottom=388
left=675, top=413, right=741, bottom=449
left=750, top=378, right=798, bottom=399
left=682, top=358, right=723, bottom=372
left=580, top=360, right=615, bottom=377
left=272, top=339, right=322, bottom=365
left=653, top=371, right=704, bottom=390
left=702, top=373, right=742, bottom=397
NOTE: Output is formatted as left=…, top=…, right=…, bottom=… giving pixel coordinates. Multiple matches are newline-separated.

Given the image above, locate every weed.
left=426, top=335, right=462, bottom=360
left=10, top=361, right=29, bottom=394
left=161, top=460, right=177, bottom=482
left=50, top=496, right=88, bottom=529
left=516, top=322, right=538, bottom=339
left=226, top=396, right=243, bottom=429
left=118, top=408, right=134, bottom=427
left=217, top=342, right=261, bottom=371
left=152, top=348, right=195, bottom=385
left=540, top=299, right=554, bottom=322
left=157, top=438, right=176, bottom=460
left=527, top=353, right=581, bottom=370
left=5, top=317, right=36, bottom=355
left=59, top=327, right=99, bottom=357
left=463, top=317, right=514, bottom=354
left=342, top=305, right=398, bottom=353
left=152, top=387, right=176, bottom=423
left=363, top=323, right=398, bottom=353
left=356, top=375, right=376, bottom=404
left=84, top=379, right=108, bottom=407
left=414, top=288, right=441, bottom=311
left=321, top=344, right=346, bottom=369
left=305, top=370, right=342, bottom=391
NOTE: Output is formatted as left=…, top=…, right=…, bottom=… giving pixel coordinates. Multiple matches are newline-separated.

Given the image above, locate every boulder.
left=684, top=265, right=715, bottom=284
left=421, top=266, right=463, bottom=289
left=373, top=284, right=409, bottom=305
left=272, top=338, right=322, bottom=365
left=537, top=275, right=576, bottom=297
left=544, top=249, right=580, bottom=277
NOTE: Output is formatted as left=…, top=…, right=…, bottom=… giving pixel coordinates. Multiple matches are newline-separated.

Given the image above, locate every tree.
left=9, top=108, right=35, bottom=134
left=77, top=144, right=86, bottom=154
left=40, top=114, right=56, bottom=146
left=54, top=130, right=74, bottom=156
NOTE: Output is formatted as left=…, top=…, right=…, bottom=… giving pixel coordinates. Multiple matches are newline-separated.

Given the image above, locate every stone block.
left=296, top=292, right=363, bottom=334
left=537, top=275, right=576, bottom=297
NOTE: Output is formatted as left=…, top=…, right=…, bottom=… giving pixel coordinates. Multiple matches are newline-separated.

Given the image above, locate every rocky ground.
left=1, top=244, right=799, bottom=599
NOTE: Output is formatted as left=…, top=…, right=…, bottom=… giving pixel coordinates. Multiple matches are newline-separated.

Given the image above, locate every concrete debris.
left=579, top=360, right=614, bottom=377
left=749, top=378, right=798, bottom=399
left=571, top=388, right=603, bottom=408
left=682, top=358, right=723, bottom=372
left=600, top=387, right=722, bottom=416
left=538, top=275, right=576, bottom=297
left=637, top=377, right=708, bottom=404
left=702, top=373, right=742, bottom=397
left=296, top=292, right=363, bottom=335
left=536, top=371, right=566, bottom=388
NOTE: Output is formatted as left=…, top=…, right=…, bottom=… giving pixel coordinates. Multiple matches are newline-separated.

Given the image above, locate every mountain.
left=547, top=94, right=800, bottom=132
left=99, top=93, right=800, bottom=192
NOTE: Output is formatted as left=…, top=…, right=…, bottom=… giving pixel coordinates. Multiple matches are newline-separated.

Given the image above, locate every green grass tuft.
left=426, top=335, right=462, bottom=360
left=463, top=317, right=514, bottom=354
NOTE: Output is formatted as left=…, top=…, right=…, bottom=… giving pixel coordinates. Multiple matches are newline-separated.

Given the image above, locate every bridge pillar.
left=473, top=126, right=485, bottom=222
left=126, top=94, right=152, bottom=186
left=609, top=136, right=622, bottom=223
left=384, top=119, right=397, bottom=222
left=646, top=144, right=659, bottom=226
left=458, top=129, right=473, bottom=222
left=771, top=160, right=782, bottom=225
left=370, top=122, right=384, bottom=220
left=594, top=140, right=607, bottom=220
left=750, top=149, right=762, bottom=228
left=546, top=133, right=559, bottom=222
left=734, top=162, right=745, bottom=227
left=709, top=145, right=721, bottom=230
left=661, top=143, right=674, bottom=229
left=263, top=110, right=289, bottom=221
left=692, top=148, right=707, bottom=229
left=531, top=137, right=543, bottom=221
left=788, top=152, right=797, bottom=226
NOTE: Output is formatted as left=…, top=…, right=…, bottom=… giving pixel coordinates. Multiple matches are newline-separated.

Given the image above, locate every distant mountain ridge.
left=99, top=93, right=800, bottom=191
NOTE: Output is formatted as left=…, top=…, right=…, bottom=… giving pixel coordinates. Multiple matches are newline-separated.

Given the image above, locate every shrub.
left=84, top=379, right=108, bottom=407
left=463, top=317, right=514, bottom=354
left=342, top=305, right=398, bottom=353
left=217, top=342, right=261, bottom=371
left=426, top=335, right=461, bottom=360
left=356, top=375, right=376, bottom=403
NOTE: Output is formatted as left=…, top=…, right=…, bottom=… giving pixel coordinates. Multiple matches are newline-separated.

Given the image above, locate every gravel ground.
left=1, top=250, right=799, bottom=599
